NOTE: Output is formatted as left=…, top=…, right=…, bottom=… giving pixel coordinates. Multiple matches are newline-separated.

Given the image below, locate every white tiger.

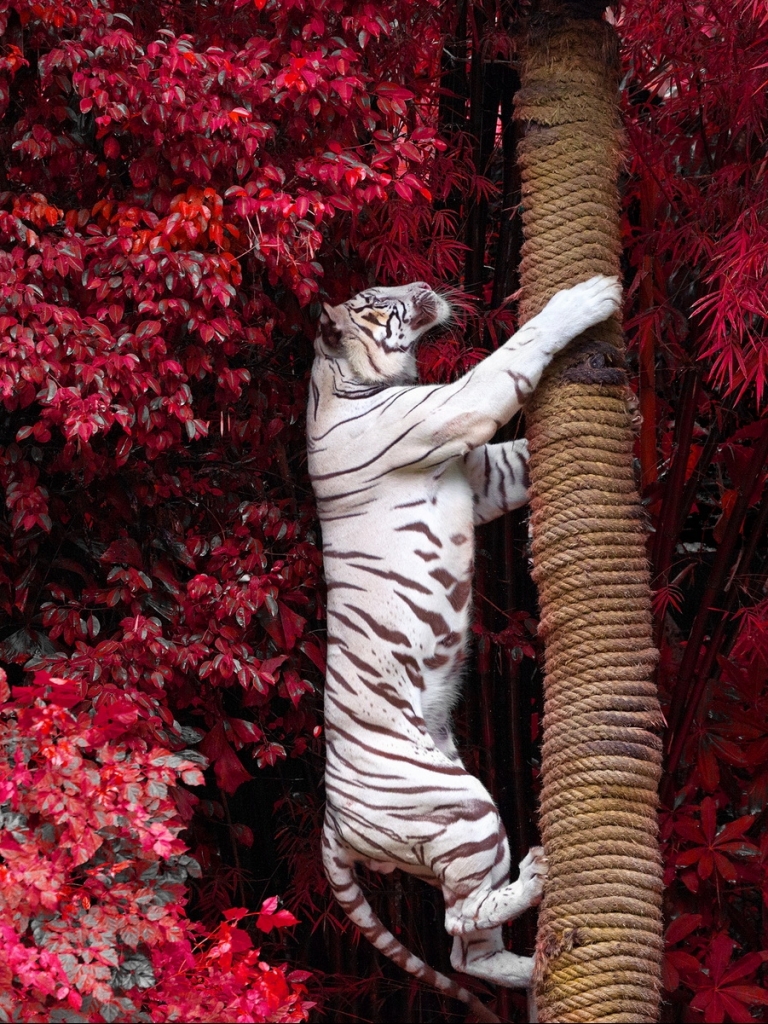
left=307, top=275, right=621, bottom=1020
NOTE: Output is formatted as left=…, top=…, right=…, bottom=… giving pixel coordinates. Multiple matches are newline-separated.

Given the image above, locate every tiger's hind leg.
left=450, top=927, right=534, bottom=989
left=444, top=846, right=547, bottom=935
left=442, top=844, right=546, bottom=989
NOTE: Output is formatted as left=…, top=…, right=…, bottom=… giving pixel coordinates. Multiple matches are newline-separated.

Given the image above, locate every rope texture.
left=514, top=19, right=663, bottom=1024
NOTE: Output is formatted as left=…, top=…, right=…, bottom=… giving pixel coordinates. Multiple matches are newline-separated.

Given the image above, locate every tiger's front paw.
left=569, top=274, right=622, bottom=331
left=541, top=275, right=621, bottom=351
left=510, top=438, right=530, bottom=490
left=510, top=438, right=529, bottom=463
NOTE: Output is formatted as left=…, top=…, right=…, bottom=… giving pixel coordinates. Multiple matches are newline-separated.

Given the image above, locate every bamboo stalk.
left=664, top=429, right=768, bottom=775
left=637, top=257, right=658, bottom=493
left=663, top=423, right=768, bottom=761
left=649, top=369, right=699, bottom=578
left=676, top=419, right=723, bottom=545
left=491, top=66, right=523, bottom=311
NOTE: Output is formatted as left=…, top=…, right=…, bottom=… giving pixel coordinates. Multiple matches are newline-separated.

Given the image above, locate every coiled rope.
left=514, top=16, right=664, bottom=1023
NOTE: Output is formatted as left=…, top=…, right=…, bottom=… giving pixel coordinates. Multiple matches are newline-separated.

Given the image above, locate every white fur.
left=309, top=275, right=621, bottom=998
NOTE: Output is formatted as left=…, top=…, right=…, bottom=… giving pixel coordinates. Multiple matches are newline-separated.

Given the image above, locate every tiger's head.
left=316, top=282, right=451, bottom=385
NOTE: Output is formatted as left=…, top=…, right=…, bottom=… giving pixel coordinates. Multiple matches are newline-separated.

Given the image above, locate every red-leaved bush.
left=0, top=0, right=467, bottom=1019
left=0, top=667, right=312, bottom=1022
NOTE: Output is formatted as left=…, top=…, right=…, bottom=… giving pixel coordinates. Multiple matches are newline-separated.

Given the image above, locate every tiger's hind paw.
left=452, top=943, right=535, bottom=989
left=518, top=846, right=547, bottom=908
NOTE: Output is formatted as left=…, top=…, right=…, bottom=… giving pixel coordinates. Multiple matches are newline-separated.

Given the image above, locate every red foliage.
left=621, top=2, right=768, bottom=1020
left=0, top=0, right=767, bottom=1020
left=0, top=668, right=312, bottom=1022
left=0, top=0, right=475, bottom=1018
left=621, top=0, right=768, bottom=406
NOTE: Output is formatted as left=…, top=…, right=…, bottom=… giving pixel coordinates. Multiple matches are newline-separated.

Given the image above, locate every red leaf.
left=717, top=994, right=755, bottom=1024
left=713, top=852, right=737, bottom=882
left=100, top=538, right=143, bottom=569
left=256, top=895, right=299, bottom=932
left=674, top=819, right=704, bottom=843
left=668, top=950, right=702, bottom=974
left=676, top=848, right=703, bottom=868
left=716, top=816, right=756, bottom=844
left=662, top=956, right=680, bottom=992
left=231, top=823, right=254, bottom=847
left=666, top=913, right=703, bottom=945
left=691, top=991, right=725, bottom=1023
left=698, top=851, right=714, bottom=879
left=200, top=723, right=252, bottom=794
left=300, top=640, right=326, bottom=672
left=260, top=655, right=288, bottom=677
left=228, top=926, right=253, bottom=953
left=278, top=602, right=306, bottom=650
left=709, top=934, right=736, bottom=982
left=721, top=952, right=768, bottom=986
left=259, top=896, right=278, bottom=916
left=223, top=907, right=249, bottom=921
left=227, top=717, right=262, bottom=745
left=211, top=742, right=252, bottom=795
left=700, top=797, right=717, bottom=843
left=724, top=985, right=768, bottom=1006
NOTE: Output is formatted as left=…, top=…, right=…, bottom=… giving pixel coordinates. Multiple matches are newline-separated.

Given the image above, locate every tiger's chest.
left=317, top=456, right=475, bottom=588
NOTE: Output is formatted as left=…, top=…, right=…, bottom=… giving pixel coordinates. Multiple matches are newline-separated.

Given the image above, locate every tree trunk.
left=513, top=8, right=664, bottom=1022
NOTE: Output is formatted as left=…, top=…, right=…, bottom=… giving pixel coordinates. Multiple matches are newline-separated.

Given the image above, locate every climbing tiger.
left=308, top=275, right=621, bottom=1020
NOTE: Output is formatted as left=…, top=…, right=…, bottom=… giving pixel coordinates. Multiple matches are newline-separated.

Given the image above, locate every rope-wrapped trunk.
left=513, top=12, right=664, bottom=1023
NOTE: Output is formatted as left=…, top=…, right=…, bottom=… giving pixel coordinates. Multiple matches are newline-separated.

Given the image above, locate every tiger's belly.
left=320, top=464, right=475, bottom=736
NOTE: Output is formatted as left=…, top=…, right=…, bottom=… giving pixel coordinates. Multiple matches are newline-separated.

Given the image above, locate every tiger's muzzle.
left=410, top=287, right=450, bottom=333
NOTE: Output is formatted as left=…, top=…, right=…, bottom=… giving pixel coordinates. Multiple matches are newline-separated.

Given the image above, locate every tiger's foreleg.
left=463, top=439, right=530, bottom=525
left=402, top=276, right=621, bottom=467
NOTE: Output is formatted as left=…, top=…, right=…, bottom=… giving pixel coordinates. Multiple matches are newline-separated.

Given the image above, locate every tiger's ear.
left=319, top=302, right=344, bottom=350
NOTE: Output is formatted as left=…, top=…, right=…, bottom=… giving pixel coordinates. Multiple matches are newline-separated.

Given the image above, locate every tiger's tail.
left=322, top=824, right=500, bottom=1024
